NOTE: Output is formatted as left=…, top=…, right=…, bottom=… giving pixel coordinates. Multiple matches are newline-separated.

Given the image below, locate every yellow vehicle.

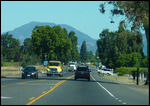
left=46, top=61, right=63, bottom=77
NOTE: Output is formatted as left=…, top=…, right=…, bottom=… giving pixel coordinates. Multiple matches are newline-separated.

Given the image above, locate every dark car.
left=22, top=66, right=38, bottom=79
left=75, top=66, right=90, bottom=81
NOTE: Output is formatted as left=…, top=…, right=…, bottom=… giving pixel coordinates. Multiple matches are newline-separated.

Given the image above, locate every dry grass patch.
left=102, top=73, right=146, bottom=86
left=1, top=66, right=20, bottom=71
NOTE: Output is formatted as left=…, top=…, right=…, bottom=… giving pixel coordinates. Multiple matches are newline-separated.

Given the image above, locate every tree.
left=22, top=38, right=33, bottom=55
left=68, top=31, right=80, bottom=61
left=31, top=25, right=72, bottom=64
left=80, top=41, right=87, bottom=62
left=87, top=51, right=95, bottom=62
left=1, top=32, right=21, bottom=62
left=97, top=27, right=144, bottom=69
left=99, top=1, right=149, bottom=85
left=97, top=29, right=116, bottom=68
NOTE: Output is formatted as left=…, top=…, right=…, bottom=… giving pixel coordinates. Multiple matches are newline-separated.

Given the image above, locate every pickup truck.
left=46, top=61, right=63, bottom=77
left=68, top=62, right=77, bottom=72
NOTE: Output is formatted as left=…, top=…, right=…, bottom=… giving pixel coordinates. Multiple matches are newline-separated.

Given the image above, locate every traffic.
left=2, top=61, right=149, bottom=105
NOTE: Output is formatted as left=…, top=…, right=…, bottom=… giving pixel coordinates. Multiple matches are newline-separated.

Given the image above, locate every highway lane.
left=1, top=66, right=149, bottom=105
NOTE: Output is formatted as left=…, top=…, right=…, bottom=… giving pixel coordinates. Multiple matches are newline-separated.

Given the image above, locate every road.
left=1, top=66, right=149, bottom=105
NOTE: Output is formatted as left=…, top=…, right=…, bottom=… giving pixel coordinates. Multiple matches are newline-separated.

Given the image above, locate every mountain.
left=2, top=21, right=97, bottom=53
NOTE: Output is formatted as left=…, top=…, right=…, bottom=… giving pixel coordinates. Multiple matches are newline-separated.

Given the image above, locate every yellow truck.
left=46, top=61, right=63, bottom=77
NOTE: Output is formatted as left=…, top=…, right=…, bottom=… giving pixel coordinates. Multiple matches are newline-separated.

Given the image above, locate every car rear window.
left=77, top=67, right=88, bottom=71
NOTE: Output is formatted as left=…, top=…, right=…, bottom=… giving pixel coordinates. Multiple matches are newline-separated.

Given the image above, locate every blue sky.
left=1, top=1, right=144, bottom=40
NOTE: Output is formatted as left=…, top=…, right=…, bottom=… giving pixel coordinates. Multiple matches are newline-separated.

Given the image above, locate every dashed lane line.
left=91, top=75, right=127, bottom=105
left=26, top=75, right=74, bottom=105
left=1, top=96, right=12, bottom=99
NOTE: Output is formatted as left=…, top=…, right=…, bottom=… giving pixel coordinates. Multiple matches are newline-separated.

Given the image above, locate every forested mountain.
left=2, top=21, right=97, bottom=53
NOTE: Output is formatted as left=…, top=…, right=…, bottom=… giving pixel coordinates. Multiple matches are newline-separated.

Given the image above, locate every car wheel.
left=22, top=75, right=25, bottom=79
left=35, top=74, right=38, bottom=79
left=37, top=75, right=38, bottom=79
left=59, top=73, right=63, bottom=77
left=35, top=75, right=37, bottom=79
left=75, top=77, right=77, bottom=80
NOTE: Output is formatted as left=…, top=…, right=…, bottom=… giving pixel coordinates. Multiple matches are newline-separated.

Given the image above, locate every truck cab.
left=68, top=62, right=77, bottom=72
left=46, top=61, right=63, bottom=77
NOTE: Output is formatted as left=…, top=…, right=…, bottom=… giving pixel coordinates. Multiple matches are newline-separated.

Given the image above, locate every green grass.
left=2, top=62, right=21, bottom=67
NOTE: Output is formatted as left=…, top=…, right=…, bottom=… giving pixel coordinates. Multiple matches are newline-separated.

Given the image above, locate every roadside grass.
left=101, top=73, right=146, bottom=86
left=1, top=66, right=21, bottom=76
left=94, top=65, right=147, bottom=86
left=1, top=66, right=20, bottom=71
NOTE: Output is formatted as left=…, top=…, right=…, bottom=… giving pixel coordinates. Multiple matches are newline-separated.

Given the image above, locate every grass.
left=101, top=73, right=146, bottom=86
left=1, top=66, right=20, bottom=71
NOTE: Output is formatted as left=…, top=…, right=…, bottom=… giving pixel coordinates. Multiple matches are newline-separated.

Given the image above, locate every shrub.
left=115, top=67, right=148, bottom=76
left=21, top=53, right=41, bottom=68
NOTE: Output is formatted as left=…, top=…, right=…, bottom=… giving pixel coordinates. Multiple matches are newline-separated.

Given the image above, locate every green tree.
left=80, top=41, right=87, bottom=62
left=31, top=25, right=72, bottom=64
left=22, top=38, right=33, bottom=55
left=87, top=51, right=95, bottom=62
left=68, top=31, right=80, bottom=61
left=99, top=1, right=149, bottom=84
left=97, top=27, right=144, bottom=69
left=1, top=32, right=21, bottom=62
left=141, top=57, right=148, bottom=68
left=97, top=29, right=116, bottom=68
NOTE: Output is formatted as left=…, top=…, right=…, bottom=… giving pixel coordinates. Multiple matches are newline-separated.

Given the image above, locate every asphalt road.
left=1, top=66, right=149, bottom=105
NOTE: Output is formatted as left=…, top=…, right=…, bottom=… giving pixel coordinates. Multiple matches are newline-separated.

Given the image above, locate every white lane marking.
left=91, top=75, right=126, bottom=105
left=123, top=102, right=126, bottom=104
left=1, top=96, right=12, bottom=99
left=91, top=75, right=115, bottom=98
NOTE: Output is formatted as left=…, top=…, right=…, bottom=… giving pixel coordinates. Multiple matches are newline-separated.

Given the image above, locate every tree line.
left=1, top=25, right=96, bottom=67
left=97, top=25, right=147, bottom=69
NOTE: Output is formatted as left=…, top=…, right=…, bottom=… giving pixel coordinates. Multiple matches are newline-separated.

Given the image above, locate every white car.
left=98, top=68, right=113, bottom=75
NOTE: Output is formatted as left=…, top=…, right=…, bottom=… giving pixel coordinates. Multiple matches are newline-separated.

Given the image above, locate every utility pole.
left=137, top=68, right=139, bottom=85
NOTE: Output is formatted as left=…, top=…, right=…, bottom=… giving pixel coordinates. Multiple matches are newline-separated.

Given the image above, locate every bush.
left=115, top=67, right=148, bottom=76
left=21, top=53, right=41, bottom=68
